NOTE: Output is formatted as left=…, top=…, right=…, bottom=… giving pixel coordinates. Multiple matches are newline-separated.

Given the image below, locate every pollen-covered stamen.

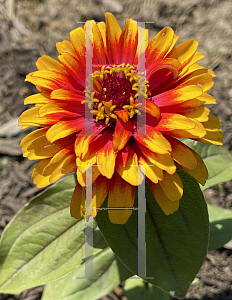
left=91, top=100, right=117, bottom=124
left=81, top=90, right=99, bottom=109
left=85, top=64, right=149, bottom=124
left=102, top=100, right=118, bottom=124
left=123, top=96, right=142, bottom=118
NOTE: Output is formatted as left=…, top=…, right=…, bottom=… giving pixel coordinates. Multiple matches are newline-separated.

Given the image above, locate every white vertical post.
left=85, top=21, right=94, bottom=136
left=137, top=21, right=146, bottom=136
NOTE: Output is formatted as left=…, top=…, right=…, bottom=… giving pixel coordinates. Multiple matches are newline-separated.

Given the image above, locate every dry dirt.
left=0, top=0, right=232, bottom=299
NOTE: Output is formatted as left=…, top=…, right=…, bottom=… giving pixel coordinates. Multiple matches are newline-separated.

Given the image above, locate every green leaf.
left=0, top=176, right=107, bottom=294
left=208, top=204, right=232, bottom=251
left=180, top=140, right=232, bottom=250
left=96, top=168, right=209, bottom=299
left=42, top=247, right=133, bottom=300
left=124, top=277, right=171, bottom=300
left=182, top=141, right=232, bottom=191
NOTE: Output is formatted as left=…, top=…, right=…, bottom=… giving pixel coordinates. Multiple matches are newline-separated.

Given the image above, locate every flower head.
left=19, top=13, right=223, bottom=224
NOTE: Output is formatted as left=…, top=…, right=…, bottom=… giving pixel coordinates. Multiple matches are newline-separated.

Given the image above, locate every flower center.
left=97, top=76, right=135, bottom=109
left=83, top=64, right=149, bottom=124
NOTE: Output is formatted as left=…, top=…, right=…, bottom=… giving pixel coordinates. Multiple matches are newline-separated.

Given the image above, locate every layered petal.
left=180, top=51, right=205, bottom=76
left=138, top=100, right=161, bottom=119
left=70, top=183, right=85, bottom=219
left=147, top=179, right=179, bottom=215
left=76, top=169, right=86, bottom=187
left=138, top=142, right=176, bottom=174
left=50, top=89, right=85, bottom=102
left=31, top=159, right=52, bottom=188
left=165, top=136, right=198, bottom=170
left=96, top=129, right=116, bottom=179
left=70, top=27, right=86, bottom=66
left=46, top=118, right=87, bottom=143
left=76, top=165, right=101, bottom=186
left=42, top=145, right=75, bottom=176
left=133, top=26, right=149, bottom=65
left=107, top=172, right=136, bottom=224
left=118, top=18, right=138, bottom=64
left=75, top=121, right=107, bottom=158
left=97, top=22, right=107, bottom=58
left=38, top=103, right=81, bottom=118
left=197, top=93, right=216, bottom=105
left=58, top=52, right=86, bottom=87
left=76, top=152, right=97, bottom=173
left=156, top=113, right=196, bottom=131
left=36, top=55, right=66, bottom=73
left=20, top=127, right=48, bottom=157
left=113, top=118, right=132, bottom=151
left=105, top=12, right=122, bottom=64
left=92, top=175, right=110, bottom=217
left=135, top=125, right=172, bottom=154
left=177, top=72, right=214, bottom=92
left=147, top=58, right=181, bottom=80
left=25, top=70, right=76, bottom=92
left=24, top=93, right=50, bottom=105
left=159, top=171, right=183, bottom=202
left=196, top=114, right=223, bottom=145
left=178, top=150, right=208, bottom=185
left=164, top=118, right=207, bottom=139
left=84, top=21, right=106, bottom=65
left=146, top=27, right=175, bottom=67
left=19, top=107, right=59, bottom=126
left=180, top=106, right=210, bottom=122
left=114, top=109, right=129, bottom=122
left=56, top=40, right=77, bottom=57
left=152, top=85, right=203, bottom=108
left=139, top=156, right=164, bottom=183
left=116, top=146, right=144, bottom=186
left=27, top=134, right=64, bottom=160
left=166, top=39, right=198, bottom=69
left=49, top=154, right=77, bottom=184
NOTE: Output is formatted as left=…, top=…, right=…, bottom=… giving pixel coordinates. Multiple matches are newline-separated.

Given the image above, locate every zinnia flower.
left=19, top=13, right=223, bottom=224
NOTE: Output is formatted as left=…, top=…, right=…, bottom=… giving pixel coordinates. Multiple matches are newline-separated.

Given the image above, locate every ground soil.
left=0, top=0, right=232, bottom=299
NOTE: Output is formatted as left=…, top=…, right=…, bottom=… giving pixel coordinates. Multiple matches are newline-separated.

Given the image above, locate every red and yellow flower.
left=19, top=13, right=223, bottom=224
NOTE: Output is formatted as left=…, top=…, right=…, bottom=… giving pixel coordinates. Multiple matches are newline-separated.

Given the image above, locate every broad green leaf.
left=96, top=168, right=209, bottom=299
left=42, top=247, right=133, bottom=300
left=208, top=204, right=232, bottom=251
left=0, top=176, right=107, bottom=294
left=125, top=277, right=170, bottom=300
left=182, top=141, right=232, bottom=191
